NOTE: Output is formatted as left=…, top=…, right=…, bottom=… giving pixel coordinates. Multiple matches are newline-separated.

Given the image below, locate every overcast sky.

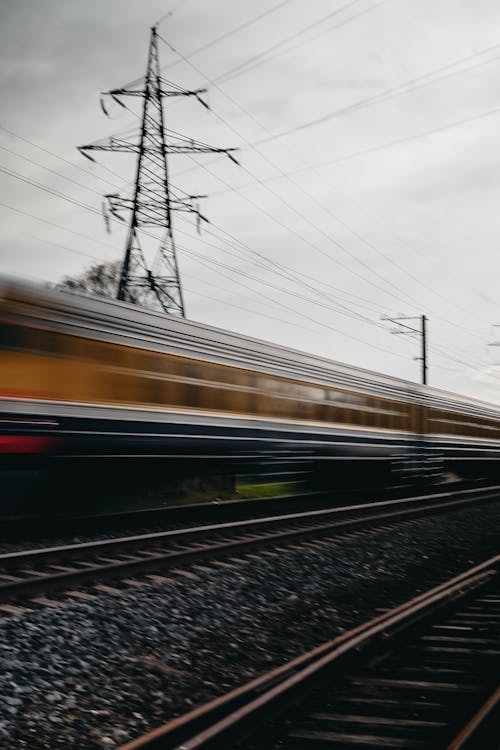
left=2, top=0, right=500, bottom=402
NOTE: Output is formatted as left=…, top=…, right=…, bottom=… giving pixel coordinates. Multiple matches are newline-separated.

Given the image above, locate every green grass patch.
left=235, top=481, right=302, bottom=499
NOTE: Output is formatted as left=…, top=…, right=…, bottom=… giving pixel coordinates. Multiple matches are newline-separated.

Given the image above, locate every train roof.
left=1, top=276, right=499, bottom=417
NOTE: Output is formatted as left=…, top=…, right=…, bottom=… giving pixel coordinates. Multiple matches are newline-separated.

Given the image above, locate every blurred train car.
left=2, top=278, right=500, bottom=509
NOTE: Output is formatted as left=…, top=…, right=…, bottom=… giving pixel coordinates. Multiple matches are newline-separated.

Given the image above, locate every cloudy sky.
left=2, top=0, right=500, bottom=402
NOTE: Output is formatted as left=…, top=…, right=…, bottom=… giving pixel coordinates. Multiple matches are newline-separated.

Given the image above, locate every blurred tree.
left=59, top=260, right=120, bottom=299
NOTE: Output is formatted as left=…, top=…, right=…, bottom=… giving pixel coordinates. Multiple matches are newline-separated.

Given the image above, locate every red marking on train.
left=0, top=436, right=57, bottom=454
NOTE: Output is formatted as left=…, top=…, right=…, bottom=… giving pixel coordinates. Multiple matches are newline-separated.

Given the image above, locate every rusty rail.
left=117, top=553, right=500, bottom=750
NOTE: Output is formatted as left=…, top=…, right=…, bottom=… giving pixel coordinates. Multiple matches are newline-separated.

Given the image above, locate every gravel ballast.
left=1, top=501, right=500, bottom=749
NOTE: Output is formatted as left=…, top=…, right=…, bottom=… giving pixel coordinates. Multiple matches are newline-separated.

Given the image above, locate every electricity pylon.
left=78, top=25, right=238, bottom=316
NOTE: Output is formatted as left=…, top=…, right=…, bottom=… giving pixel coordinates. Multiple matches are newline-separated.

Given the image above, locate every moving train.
left=2, top=278, right=500, bottom=505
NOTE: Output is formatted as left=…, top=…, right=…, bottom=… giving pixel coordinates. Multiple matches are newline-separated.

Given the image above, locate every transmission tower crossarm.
left=78, top=140, right=139, bottom=155
left=79, top=135, right=238, bottom=159
left=106, top=84, right=208, bottom=99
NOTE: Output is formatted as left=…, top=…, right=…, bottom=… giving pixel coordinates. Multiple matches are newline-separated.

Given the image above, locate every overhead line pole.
left=383, top=314, right=428, bottom=385
left=422, top=314, right=427, bottom=385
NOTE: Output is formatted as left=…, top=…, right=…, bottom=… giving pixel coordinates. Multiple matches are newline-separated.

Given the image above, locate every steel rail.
left=0, top=486, right=498, bottom=604
left=117, top=554, right=500, bottom=750
left=446, top=686, right=500, bottom=749
left=2, top=482, right=500, bottom=565
left=0, top=480, right=483, bottom=541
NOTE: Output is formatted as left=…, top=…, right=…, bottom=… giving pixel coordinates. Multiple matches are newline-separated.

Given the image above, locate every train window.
left=230, top=389, right=257, bottom=415
left=323, top=402, right=336, bottom=424
left=439, top=412, right=446, bottom=434
left=188, top=360, right=210, bottom=383
left=369, top=400, right=380, bottom=429
left=296, top=398, right=313, bottom=421
left=370, top=399, right=385, bottom=428
left=380, top=406, right=391, bottom=430
left=445, top=411, right=454, bottom=434
left=338, top=407, right=352, bottom=426
left=325, top=390, right=345, bottom=423
left=266, top=392, right=291, bottom=419
left=389, top=409, right=399, bottom=431
left=178, top=382, right=201, bottom=409
left=364, top=398, right=379, bottom=427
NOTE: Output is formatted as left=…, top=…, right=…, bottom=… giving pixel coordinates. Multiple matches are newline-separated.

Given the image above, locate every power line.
left=175, top=211, right=399, bottom=321
left=206, top=73, right=500, bottom=319
left=181, top=245, right=413, bottom=361
left=3, top=108, right=474, bottom=337
left=164, top=0, right=295, bottom=65
left=0, top=140, right=401, bottom=332
left=180, top=234, right=396, bottom=329
left=121, top=0, right=297, bottom=92
left=0, top=164, right=103, bottom=217
left=213, top=0, right=385, bottom=85
left=187, top=155, right=422, bottom=307
left=29, top=227, right=411, bottom=360
left=185, top=285, right=321, bottom=334
left=184, top=274, right=318, bottom=334
left=198, top=95, right=500, bottom=311
left=1, top=113, right=492, bottom=373
left=188, top=221, right=388, bottom=316
left=180, top=237, right=489, bottom=373
left=0, top=143, right=106, bottom=197
left=1, top=115, right=421, bottom=326
left=257, top=103, right=500, bottom=169
left=26, top=229, right=471, bottom=376
left=180, top=223, right=489, bottom=373
left=255, top=44, right=500, bottom=145
left=0, top=123, right=127, bottom=190
left=0, top=47, right=492, bottom=376
left=185, top=289, right=470, bottom=376
left=183, top=151, right=487, bottom=338
left=159, top=33, right=493, bottom=330
left=89, top=33, right=430, bottom=322
left=0, top=199, right=118, bottom=251
left=30, top=235, right=103, bottom=263
left=23, top=208, right=483, bottom=375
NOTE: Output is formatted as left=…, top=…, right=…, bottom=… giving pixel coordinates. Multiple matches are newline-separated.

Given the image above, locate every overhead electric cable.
left=0, top=143, right=107, bottom=197
left=32, top=236, right=103, bottom=263
left=253, top=103, right=500, bottom=167
left=164, top=0, right=296, bottom=64
left=181, top=246, right=414, bottom=360
left=255, top=44, right=500, bottom=145
left=0, top=200, right=118, bottom=250
left=160, top=33, right=494, bottom=327
left=0, top=164, right=103, bottom=217
left=0, top=124, right=127, bottom=190
left=122, top=0, right=296, bottom=91
left=212, top=0, right=383, bottom=85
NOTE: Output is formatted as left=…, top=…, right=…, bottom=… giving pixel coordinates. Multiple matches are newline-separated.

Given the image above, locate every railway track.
left=117, top=553, right=500, bottom=750
left=0, top=484, right=499, bottom=612
left=0, top=480, right=489, bottom=544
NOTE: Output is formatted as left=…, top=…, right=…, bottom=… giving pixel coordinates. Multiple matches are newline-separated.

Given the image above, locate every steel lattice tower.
left=78, top=26, right=238, bottom=316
